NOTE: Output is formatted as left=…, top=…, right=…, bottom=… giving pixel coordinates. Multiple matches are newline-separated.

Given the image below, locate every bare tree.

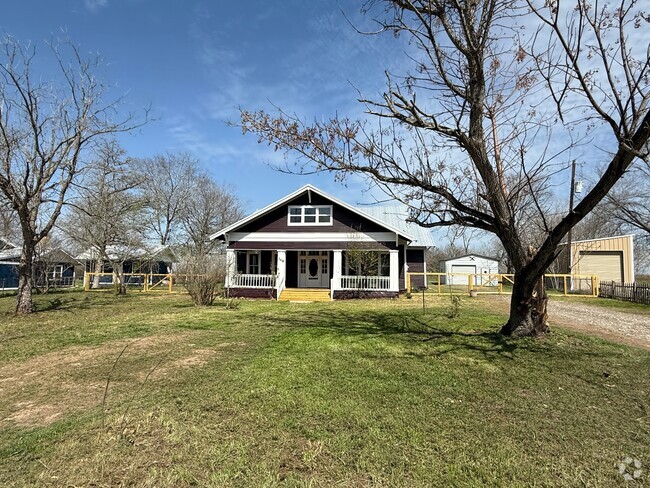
left=0, top=196, right=19, bottom=240
left=180, top=177, right=245, bottom=255
left=345, top=230, right=381, bottom=275
left=605, top=167, right=650, bottom=237
left=0, top=37, right=144, bottom=313
left=62, top=140, right=146, bottom=294
left=137, top=152, right=199, bottom=246
left=240, top=0, right=650, bottom=336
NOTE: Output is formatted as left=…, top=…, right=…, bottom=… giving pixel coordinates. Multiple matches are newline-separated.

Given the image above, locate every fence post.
left=498, top=275, right=502, bottom=295
left=591, top=276, right=596, bottom=297
left=468, top=274, right=472, bottom=293
left=84, top=272, right=90, bottom=292
left=169, top=274, right=173, bottom=293
left=563, top=276, right=567, bottom=296
left=406, top=273, right=411, bottom=293
left=438, top=274, right=441, bottom=294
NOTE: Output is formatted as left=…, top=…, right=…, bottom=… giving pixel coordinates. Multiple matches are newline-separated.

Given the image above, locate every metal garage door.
left=451, top=265, right=476, bottom=285
left=579, top=251, right=623, bottom=282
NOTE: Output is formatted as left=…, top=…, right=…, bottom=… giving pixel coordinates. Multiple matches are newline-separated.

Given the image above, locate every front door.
left=298, top=251, right=329, bottom=288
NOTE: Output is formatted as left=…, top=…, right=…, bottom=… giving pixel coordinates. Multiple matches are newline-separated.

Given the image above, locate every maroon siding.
left=228, top=288, right=276, bottom=299
left=236, top=193, right=390, bottom=234
left=333, top=290, right=399, bottom=300
left=407, top=249, right=425, bottom=289
left=399, top=244, right=406, bottom=290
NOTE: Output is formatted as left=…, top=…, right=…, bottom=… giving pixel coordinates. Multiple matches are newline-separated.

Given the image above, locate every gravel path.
left=547, top=300, right=650, bottom=349
left=486, top=296, right=650, bottom=349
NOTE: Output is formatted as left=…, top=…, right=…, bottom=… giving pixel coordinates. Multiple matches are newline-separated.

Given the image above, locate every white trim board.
left=229, top=232, right=398, bottom=243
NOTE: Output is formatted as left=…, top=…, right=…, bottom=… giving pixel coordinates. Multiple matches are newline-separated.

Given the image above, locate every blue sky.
left=1, top=0, right=408, bottom=213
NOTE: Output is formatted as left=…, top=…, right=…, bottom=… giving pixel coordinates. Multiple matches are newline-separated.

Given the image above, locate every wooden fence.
left=84, top=272, right=175, bottom=293
left=406, top=272, right=599, bottom=297
left=598, top=281, right=650, bottom=305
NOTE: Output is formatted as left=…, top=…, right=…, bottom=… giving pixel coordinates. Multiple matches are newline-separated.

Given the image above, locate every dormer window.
left=288, top=205, right=333, bottom=226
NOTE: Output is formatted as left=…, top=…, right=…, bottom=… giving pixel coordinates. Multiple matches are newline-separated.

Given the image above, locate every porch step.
left=279, top=288, right=331, bottom=302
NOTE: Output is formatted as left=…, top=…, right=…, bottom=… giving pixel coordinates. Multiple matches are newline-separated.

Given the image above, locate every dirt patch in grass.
left=150, top=342, right=246, bottom=379
left=0, top=334, right=239, bottom=428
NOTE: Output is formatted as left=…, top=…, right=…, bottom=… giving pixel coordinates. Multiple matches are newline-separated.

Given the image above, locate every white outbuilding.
left=440, top=254, right=500, bottom=285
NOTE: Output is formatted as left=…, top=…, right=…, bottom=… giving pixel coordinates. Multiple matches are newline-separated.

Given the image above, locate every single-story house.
left=558, top=235, right=635, bottom=283
left=440, top=254, right=500, bottom=286
left=76, top=245, right=178, bottom=285
left=210, top=184, right=434, bottom=300
left=0, top=239, right=81, bottom=290
left=33, top=248, right=82, bottom=288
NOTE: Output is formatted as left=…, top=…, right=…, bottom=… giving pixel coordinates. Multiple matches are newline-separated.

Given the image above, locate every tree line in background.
left=0, top=36, right=244, bottom=312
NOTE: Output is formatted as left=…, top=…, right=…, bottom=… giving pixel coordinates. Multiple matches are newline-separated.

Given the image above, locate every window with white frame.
left=287, top=205, right=333, bottom=225
left=48, top=265, right=64, bottom=279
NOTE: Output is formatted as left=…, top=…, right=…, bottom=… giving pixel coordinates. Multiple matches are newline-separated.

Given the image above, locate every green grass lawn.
left=0, top=291, right=648, bottom=487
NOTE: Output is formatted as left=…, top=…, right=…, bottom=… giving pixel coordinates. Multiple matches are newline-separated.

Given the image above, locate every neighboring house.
left=34, top=248, right=82, bottom=288
left=210, top=184, right=434, bottom=300
left=0, top=239, right=80, bottom=290
left=76, top=245, right=178, bottom=285
left=558, top=235, right=635, bottom=283
left=0, top=238, right=20, bottom=290
left=440, top=254, right=500, bottom=286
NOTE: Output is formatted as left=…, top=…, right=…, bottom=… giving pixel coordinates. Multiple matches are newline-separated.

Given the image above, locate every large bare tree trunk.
left=15, top=242, right=34, bottom=314
left=500, top=259, right=549, bottom=337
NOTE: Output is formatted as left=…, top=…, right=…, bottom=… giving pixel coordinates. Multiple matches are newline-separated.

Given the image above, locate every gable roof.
left=0, top=238, right=21, bottom=262
left=76, top=244, right=178, bottom=263
left=210, top=184, right=417, bottom=242
left=38, top=247, right=83, bottom=265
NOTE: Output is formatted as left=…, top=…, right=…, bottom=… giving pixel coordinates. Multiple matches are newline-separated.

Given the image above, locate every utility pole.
left=567, top=160, right=577, bottom=286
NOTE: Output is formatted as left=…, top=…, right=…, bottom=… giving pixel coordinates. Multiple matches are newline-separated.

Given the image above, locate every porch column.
left=389, top=249, right=399, bottom=292
left=332, top=250, right=342, bottom=291
left=226, top=249, right=236, bottom=287
left=276, top=250, right=286, bottom=293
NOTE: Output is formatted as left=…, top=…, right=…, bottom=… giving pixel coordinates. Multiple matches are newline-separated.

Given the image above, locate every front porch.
left=226, top=249, right=400, bottom=300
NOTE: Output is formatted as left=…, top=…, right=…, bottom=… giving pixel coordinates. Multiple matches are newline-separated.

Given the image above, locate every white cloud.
left=83, top=0, right=108, bottom=12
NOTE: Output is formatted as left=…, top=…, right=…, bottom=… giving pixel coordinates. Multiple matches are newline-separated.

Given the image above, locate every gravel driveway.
left=546, top=300, right=650, bottom=349
left=486, top=296, right=650, bottom=349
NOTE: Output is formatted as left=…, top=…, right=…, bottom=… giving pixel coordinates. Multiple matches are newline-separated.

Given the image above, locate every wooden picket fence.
left=598, top=281, right=650, bottom=305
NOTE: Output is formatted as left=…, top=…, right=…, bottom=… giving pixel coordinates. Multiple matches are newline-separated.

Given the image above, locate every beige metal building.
left=566, top=235, right=635, bottom=283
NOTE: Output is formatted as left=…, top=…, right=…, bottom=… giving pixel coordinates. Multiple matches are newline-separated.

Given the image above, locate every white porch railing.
left=230, top=274, right=276, bottom=288
left=339, top=275, right=391, bottom=290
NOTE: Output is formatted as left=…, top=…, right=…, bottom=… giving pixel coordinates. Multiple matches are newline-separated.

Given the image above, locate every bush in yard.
left=177, top=254, right=225, bottom=306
